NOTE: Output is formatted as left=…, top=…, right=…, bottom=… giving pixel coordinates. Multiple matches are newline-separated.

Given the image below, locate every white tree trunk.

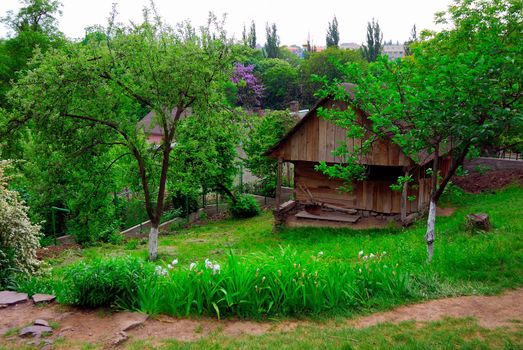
left=148, top=225, right=159, bottom=261
left=425, top=199, right=437, bottom=263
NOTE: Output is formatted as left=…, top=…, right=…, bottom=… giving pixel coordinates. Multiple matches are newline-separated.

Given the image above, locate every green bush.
left=229, top=194, right=261, bottom=219
left=54, top=257, right=149, bottom=308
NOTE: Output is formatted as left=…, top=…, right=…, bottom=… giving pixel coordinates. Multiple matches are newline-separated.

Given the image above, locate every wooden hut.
left=265, top=84, right=452, bottom=227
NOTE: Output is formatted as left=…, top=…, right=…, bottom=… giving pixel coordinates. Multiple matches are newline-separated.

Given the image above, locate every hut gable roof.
left=264, top=84, right=453, bottom=167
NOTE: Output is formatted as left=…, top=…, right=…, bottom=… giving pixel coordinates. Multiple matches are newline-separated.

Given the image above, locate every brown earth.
left=1, top=289, right=521, bottom=349
left=351, top=288, right=523, bottom=329
left=452, top=169, right=523, bottom=193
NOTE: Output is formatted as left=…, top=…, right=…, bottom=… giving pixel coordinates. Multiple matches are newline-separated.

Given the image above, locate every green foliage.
left=170, top=109, right=241, bottom=201
left=229, top=194, right=261, bottom=219
left=0, top=161, right=42, bottom=288
left=243, top=110, right=295, bottom=190
left=362, top=18, right=383, bottom=62
left=256, top=59, right=299, bottom=109
left=326, top=16, right=339, bottom=48
left=299, top=47, right=366, bottom=107
left=54, top=256, right=149, bottom=308
left=263, top=23, right=280, bottom=59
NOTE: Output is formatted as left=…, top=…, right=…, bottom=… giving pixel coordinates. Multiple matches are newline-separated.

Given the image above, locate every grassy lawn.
left=132, top=318, right=523, bottom=350
left=50, top=184, right=522, bottom=303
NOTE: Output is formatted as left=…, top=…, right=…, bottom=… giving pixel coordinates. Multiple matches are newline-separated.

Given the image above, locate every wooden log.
left=466, top=213, right=490, bottom=231
left=276, top=157, right=283, bottom=207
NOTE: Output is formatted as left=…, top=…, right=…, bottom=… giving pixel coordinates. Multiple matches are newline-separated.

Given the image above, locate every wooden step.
left=295, top=210, right=361, bottom=223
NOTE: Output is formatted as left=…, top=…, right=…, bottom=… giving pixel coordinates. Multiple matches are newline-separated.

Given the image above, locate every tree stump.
left=466, top=213, right=490, bottom=231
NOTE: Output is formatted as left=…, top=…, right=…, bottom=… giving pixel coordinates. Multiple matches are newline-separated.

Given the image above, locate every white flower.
left=369, top=253, right=376, bottom=260
left=362, top=255, right=368, bottom=261
left=382, top=251, right=387, bottom=256
left=155, top=266, right=168, bottom=276
left=167, top=264, right=173, bottom=269
left=318, top=251, right=324, bottom=257
left=205, top=259, right=213, bottom=269
left=358, top=250, right=364, bottom=258
left=212, top=263, right=221, bottom=275
left=189, top=262, right=197, bottom=271
left=172, top=259, right=178, bottom=265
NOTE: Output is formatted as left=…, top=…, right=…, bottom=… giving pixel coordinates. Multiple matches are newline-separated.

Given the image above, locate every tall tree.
left=404, top=24, right=417, bottom=56
left=248, top=21, right=256, bottom=49
left=5, top=8, right=234, bottom=260
left=326, top=15, right=339, bottom=48
left=0, top=0, right=64, bottom=107
left=317, top=0, right=521, bottom=262
left=362, top=18, right=383, bottom=62
left=264, top=23, right=280, bottom=58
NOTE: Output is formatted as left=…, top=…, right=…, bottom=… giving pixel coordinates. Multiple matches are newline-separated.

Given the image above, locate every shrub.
left=54, top=256, right=150, bottom=308
left=229, top=194, right=261, bottom=219
left=0, top=161, right=42, bottom=288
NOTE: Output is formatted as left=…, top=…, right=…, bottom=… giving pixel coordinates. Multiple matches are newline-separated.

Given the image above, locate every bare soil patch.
left=453, top=169, right=523, bottom=193
left=351, top=288, right=523, bottom=329
left=1, top=289, right=521, bottom=348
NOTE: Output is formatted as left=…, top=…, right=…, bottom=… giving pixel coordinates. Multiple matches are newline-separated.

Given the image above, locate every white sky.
left=0, top=0, right=453, bottom=46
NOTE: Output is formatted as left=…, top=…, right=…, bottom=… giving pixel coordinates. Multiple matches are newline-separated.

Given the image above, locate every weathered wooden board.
left=295, top=210, right=361, bottom=223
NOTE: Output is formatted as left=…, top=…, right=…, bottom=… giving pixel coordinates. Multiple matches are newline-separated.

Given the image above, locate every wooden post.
left=400, top=171, right=409, bottom=225
left=276, top=157, right=283, bottom=208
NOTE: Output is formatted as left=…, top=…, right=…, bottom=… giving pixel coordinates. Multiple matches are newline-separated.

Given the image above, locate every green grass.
left=127, top=318, right=522, bottom=350
left=28, top=185, right=522, bottom=319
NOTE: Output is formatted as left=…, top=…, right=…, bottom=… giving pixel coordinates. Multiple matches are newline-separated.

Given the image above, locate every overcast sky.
left=0, top=0, right=453, bottom=46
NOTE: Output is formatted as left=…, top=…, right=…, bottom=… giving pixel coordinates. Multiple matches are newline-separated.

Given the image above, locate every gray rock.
left=120, top=313, right=148, bottom=332
left=19, top=325, right=52, bottom=338
left=111, top=331, right=129, bottom=346
left=32, top=294, right=56, bottom=304
left=34, top=319, right=49, bottom=327
left=0, top=291, right=28, bottom=306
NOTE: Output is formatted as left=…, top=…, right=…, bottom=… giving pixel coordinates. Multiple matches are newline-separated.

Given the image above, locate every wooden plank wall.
left=294, top=161, right=436, bottom=214
left=294, top=162, right=404, bottom=213
left=275, top=104, right=412, bottom=167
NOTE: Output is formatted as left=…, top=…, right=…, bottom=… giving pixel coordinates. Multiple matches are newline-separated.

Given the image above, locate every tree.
left=404, top=24, right=417, bottom=56
left=264, top=23, right=280, bottom=58
left=6, top=8, right=234, bottom=260
left=248, top=21, right=256, bottom=49
left=169, top=110, right=241, bottom=203
left=326, top=16, right=339, bottom=48
left=243, top=110, right=295, bottom=194
left=362, top=18, right=383, bottom=62
left=256, top=59, right=299, bottom=109
left=0, top=161, right=42, bottom=287
left=300, top=47, right=366, bottom=107
left=231, top=63, right=263, bottom=108
left=317, top=0, right=521, bottom=262
left=1, top=0, right=62, bottom=34
left=0, top=0, right=64, bottom=107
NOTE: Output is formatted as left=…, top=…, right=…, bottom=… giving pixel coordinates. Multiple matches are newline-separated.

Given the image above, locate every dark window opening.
left=366, top=165, right=404, bottom=181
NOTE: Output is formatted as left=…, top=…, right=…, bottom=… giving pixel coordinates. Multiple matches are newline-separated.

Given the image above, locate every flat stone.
left=111, top=331, right=129, bottom=346
left=19, top=325, right=52, bottom=338
left=34, top=319, right=49, bottom=327
left=0, top=291, right=28, bottom=306
left=120, top=312, right=148, bottom=332
left=32, top=294, right=56, bottom=304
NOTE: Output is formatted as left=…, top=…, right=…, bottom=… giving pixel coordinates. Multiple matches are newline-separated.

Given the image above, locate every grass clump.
left=54, top=256, right=150, bottom=309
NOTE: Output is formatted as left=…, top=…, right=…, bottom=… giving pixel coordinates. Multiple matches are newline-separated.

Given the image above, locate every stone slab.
left=34, top=319, right=49, bottom=327
left=32, top=294, right=56, bottom=304
left=0, top=291, right=28, bottom=306
left=19, top=325, right=52, bottom=338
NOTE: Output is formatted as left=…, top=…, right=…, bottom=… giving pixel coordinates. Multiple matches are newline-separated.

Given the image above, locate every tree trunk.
left=400, top=171, right=409, bottom=225
left=148, top=224, right=159, bottom=261
left=425, top=198, right=437, bottom=262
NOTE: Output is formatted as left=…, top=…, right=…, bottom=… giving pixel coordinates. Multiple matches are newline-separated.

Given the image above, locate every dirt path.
left=351, top=288, right=523, bottom=329
left=1, top=289, right=521, bottom=348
